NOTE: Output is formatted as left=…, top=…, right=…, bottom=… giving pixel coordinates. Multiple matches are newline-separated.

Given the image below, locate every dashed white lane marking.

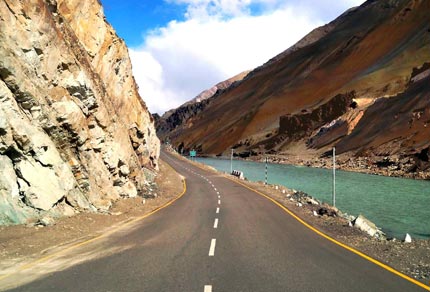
left=209, top=239, right=216, bottom=256
left=216, top=207, right=220, bottom=214
left=218, top=200, right=221, bottom=205
left=204, top=285, right=212, bottom=292
left=216, top=191, right=219, bottom=195
left=213, top=218, right=219, bottom=229
left=214, top=188, right=217, bottom=191
left=218, top=195, right=220, bottom=199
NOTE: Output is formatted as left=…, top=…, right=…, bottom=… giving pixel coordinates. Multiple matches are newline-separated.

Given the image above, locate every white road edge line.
left=204, top=285, right=212, bottom=292
left=209, top=238, right=216, bottom=256
left=216, top=207, right=220, bottom=214
left=214, top=218, right=219, bottom=229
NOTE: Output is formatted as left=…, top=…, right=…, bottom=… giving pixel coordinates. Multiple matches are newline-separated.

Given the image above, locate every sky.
left=100, top=0, right=366, bottom=115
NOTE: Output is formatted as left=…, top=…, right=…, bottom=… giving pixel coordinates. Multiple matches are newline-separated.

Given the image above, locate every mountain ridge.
left=158, top=0, right=430, bottom=178
left=155, top=70, right=250, bottom=141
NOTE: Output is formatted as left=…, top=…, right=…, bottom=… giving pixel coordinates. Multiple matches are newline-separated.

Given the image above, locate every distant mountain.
left=155, top=70, right=249, bottom=141
left=159, top=0, right=430, bottom=178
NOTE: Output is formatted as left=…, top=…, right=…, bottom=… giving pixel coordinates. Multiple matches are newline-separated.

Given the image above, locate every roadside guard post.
left=190, top=150, right=196, bottom=161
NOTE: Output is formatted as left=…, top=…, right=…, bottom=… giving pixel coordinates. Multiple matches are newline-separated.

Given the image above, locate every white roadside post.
left=230, top=149, right=233, bottom=174
left=265, top=157, right=268, bottom=185
left=333, top=146, right=336, bottom=207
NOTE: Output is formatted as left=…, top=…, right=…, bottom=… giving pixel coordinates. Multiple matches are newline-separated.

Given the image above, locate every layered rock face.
left=0, top=0, right=160, bottom=224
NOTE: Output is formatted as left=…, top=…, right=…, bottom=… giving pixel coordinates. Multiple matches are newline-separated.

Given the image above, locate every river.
left=194, top=157, right=430, bottom=240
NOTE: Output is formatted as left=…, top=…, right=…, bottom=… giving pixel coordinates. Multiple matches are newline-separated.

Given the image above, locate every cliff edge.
left=0, top=0, right=160, bottom=224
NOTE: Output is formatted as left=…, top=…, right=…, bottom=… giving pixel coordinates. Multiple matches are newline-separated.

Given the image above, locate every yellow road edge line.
left=180, top=155, right=429, bottom=291
left=226, top=176, right=430, bottom=291
left=150, top=154, right=430, bottom=291
left=0, top=160, right=187, bottom=282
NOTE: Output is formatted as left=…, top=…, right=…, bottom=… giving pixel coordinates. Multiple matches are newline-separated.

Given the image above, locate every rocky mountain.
left=186, top=70, right=251, bottom=106
left=162, top=0, right=430, bottom=178
left=0, top=0, right=160, bottom=224
left=155, top=70, right=249, bottom=142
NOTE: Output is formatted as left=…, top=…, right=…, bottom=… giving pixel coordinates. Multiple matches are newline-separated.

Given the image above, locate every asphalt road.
left=4, top=151, right=427, bottom=291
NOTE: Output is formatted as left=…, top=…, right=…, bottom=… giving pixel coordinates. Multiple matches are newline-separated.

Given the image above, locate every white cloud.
left=131, top=0, right=365, bottom=114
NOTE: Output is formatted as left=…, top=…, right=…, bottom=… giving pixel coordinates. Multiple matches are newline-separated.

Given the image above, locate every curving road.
left=2, top=150, right=427, bottom=292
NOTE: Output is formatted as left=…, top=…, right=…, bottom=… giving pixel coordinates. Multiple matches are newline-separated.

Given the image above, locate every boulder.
left=306, top=197, right=320, bottom=205
left=37, top=216, right=56, bottom=226
left=317, top=206, right=338, bottom=217
left=353, top=214, right=385, bottom=238
left=117, top=181, right=138, bottom=198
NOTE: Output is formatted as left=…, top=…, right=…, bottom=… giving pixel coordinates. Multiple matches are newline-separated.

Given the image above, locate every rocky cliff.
left=162, top=0, right=430, bottom=178
left=0, top=0, right=160, bottom=224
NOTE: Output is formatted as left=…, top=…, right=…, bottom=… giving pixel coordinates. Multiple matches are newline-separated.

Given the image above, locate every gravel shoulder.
left=243, top=179, right=430, bottom=285
left=0, top=159, right=184, bottom=272
left=1, top=152, right=429, bottom=287
left=172, top=151, right=430, bottom=286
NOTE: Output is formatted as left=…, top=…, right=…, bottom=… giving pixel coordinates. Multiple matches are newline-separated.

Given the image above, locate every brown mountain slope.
left=165, top=0, right=430, bottom=176
left=336, top=71, right=430, bottom=165
left=185, top=70, right=250, bottom=106
left=155, top=70, right=249, bottom=141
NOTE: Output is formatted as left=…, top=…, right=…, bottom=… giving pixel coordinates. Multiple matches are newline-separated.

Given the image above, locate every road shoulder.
left=169, top=150, right=430, bottom=288
left=0, top=159, right=185, bottom=275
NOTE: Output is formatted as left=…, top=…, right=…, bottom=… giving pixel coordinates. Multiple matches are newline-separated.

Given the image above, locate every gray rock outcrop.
left=0, top=0, right=160, bottom=224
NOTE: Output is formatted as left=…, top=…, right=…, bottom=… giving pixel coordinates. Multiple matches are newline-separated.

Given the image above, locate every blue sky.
left=100, top=0, right=288, bottom=47
left=101, top=1, right=186, bottom=47
left=100, top=0, right=366, bottom=114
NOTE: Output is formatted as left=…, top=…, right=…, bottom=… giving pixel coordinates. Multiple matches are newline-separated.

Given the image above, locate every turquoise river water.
left=194, top=157, right=430, bottom=240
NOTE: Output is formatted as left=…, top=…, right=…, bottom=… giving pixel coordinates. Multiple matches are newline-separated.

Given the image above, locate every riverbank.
left=243, top=179, right=430, bottom=283
left=247, top=153, right=430, bottom=180
left=175, top=150, right=430, bottom=284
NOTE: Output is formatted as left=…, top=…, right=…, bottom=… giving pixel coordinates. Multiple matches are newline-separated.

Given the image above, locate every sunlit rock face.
left=0, top=0, right=160, bottom=224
